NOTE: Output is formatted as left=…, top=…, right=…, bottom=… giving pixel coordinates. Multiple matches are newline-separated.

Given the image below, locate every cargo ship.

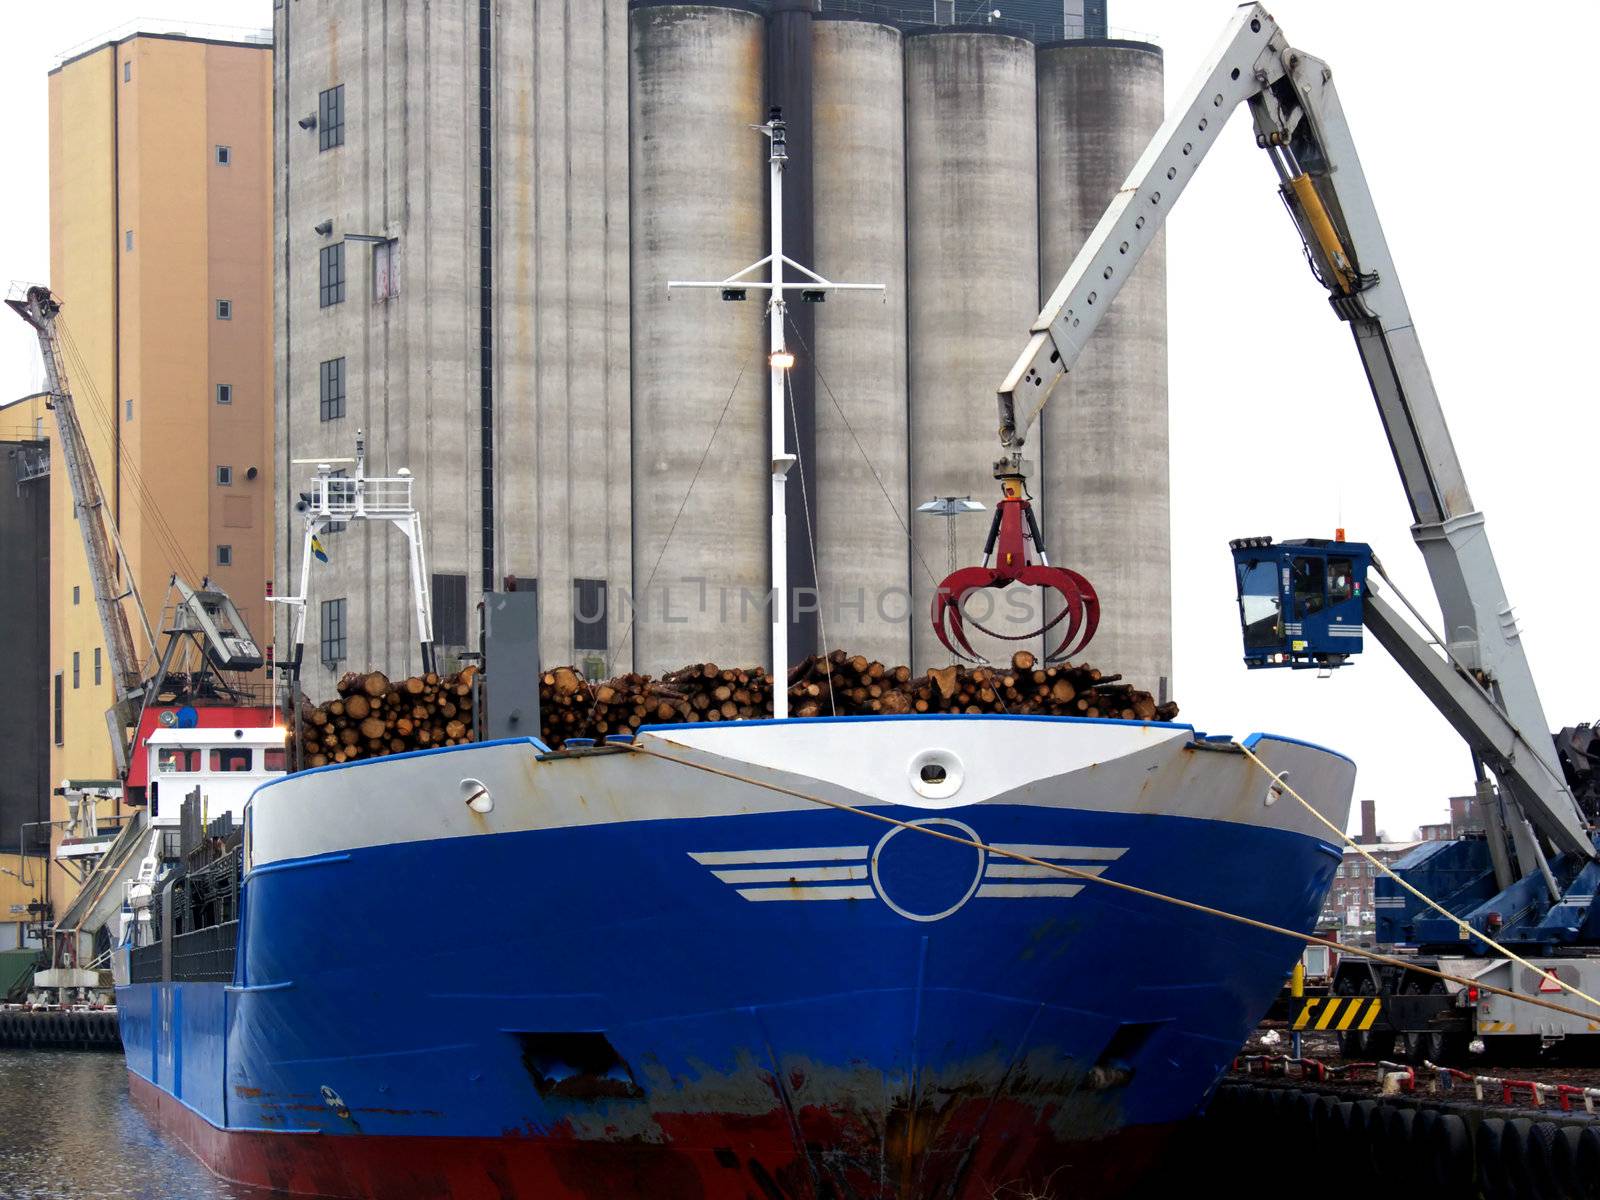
left=113, top=713, right=1352, bottom=1198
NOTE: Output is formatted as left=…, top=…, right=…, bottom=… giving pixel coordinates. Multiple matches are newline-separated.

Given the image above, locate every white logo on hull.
left=690, top=831, right=1127, bottom=922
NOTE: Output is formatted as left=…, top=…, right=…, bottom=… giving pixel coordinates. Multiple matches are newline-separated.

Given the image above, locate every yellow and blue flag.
left=311, top=534, right=329, bottom=563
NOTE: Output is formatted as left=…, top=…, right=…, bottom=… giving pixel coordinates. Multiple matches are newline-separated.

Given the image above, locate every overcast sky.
left=3, top=2, right=1594, bottom=840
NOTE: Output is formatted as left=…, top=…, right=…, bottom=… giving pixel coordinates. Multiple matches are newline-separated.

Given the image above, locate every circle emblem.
left=870, top=818, right=985, bottom=923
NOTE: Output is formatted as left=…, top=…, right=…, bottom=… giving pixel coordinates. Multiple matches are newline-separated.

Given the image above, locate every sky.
left=2, top=1, right=1595, bottom=840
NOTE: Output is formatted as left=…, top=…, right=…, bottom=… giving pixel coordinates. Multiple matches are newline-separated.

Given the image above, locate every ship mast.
left=669, top=109, right=882, bottom=717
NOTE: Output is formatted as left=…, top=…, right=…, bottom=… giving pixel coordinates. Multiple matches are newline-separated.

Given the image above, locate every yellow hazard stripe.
left=1315, top=998, right=1342, bottom=1030
left=1292, top=997, right=1384, bottom=1032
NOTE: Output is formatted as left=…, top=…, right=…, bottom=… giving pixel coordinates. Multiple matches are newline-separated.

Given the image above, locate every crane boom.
left=990, top=4, right=1592, bottom=869
left=7, top=285, right=154, bottom=772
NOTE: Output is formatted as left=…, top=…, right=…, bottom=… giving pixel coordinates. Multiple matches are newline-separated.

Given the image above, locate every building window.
left=319, top=357, right=346, bottom=421
left=320, top=598, right=347, bottom=666
left=216, top=145, right=231, bottom=165
left=123, top=62, right=130, bottom=83
left=124, top=230, right=133, bottom=252
left=73, top=586, right=80, bottom=605
left=216, top=383, right=233, bottom=405
left=373, top=237, right=401, bottom=301
left=574, top=579, right=608, bottom=651
left=319, top=243, right=345, bottom=307
left=73, top=651, right=80, bottom=690
left=53, top=674, right=63, bottom=745
left=318, top=85, right=344, bottom=150
left=217, top=466, right=233, bottom=486
left=216, top=299, right=232, bottom=320
left=217, top=545, right=233, bottom=567
left=94, top=647, right=102, bottom=686
left=125, top=398, right=133, bottom=422
left=432, top=573, right=468, bottom=645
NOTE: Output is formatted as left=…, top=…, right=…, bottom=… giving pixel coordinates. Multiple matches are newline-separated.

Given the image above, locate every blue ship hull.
left=116, top=717, right=1353, bottom=1197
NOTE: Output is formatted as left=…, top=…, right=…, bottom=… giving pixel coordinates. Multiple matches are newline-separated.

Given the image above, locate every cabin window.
left=210, top=748, right=254, bottom=773
left=1236, top=559, right=1281, bottom=650
left=262, top=747, right=288, bottom=772
left=158, top=748, right=201, bottom=773
left=1291, top=556, right=1324, bottom=617
left=1327, top=557, right=1354, bottom=604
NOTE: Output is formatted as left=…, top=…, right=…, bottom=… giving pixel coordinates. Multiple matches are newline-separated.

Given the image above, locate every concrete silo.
left=629, top=3, right=768, bottom=673
left=905, top=28, right=1041, bottom=670
left=1036, top=39, right=1169, bottom=695
left=811, top=16, right=910, bottom=667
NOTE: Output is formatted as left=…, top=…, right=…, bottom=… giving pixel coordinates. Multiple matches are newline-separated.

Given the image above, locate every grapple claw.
left=928, top=477, right=1100, bottom=667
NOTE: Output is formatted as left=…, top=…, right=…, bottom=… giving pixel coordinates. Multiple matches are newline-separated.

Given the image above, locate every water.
left=0, top=1049, right=283, bottom=1200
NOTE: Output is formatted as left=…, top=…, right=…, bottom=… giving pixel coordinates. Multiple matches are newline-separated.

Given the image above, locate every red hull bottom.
left=130, top=1071, right=1179, bottom=1199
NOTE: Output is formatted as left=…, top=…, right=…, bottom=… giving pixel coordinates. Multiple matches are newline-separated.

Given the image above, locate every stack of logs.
left=538, top=650, right=1177, bottom=750
left=295, top=667, right=478, bottom=767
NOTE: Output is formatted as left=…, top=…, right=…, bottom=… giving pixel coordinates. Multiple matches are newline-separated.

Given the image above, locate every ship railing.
left=305, top=474, right=416, bottom=521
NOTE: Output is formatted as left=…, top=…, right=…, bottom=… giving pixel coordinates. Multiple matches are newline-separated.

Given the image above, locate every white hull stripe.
left=976, top=883, right=1085, bottom=898
left=737, top=885, right=876, bottom=902
left=985, top=863, right=1110, bottom=880
left=690, top=846, right=870, bottom=866
left=987, top=844, right=1128, bottom=862
left=712, top=865, right=868, bottom=884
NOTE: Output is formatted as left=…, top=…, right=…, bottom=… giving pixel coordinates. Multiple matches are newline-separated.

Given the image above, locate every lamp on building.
left=313, top=220, right=333, bottom=237
left=298, top=114, right=317, bottom=130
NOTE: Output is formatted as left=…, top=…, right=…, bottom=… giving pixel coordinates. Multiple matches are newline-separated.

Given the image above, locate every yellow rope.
left=1234, top=740, right=1600, bottom=1014
left=627, top=739, right=1600, bottom=1024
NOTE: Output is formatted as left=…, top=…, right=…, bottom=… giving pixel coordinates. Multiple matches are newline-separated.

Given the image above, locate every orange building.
left=42, top=25, right=273, bottom=919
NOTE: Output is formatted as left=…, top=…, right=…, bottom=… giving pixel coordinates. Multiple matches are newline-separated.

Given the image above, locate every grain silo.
left=811, top=15, right=911, bottom=668
left=1036, top=37, right=1170, bottom=695
left=629, top=3, right=769, bottom=673
left=904, top=28, right=1042, bottom=670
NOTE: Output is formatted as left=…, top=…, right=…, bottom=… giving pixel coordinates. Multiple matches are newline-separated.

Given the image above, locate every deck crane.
left=8, top=284, right=272, bottom=1003
left=929, top=5, right=1600, bottom=1054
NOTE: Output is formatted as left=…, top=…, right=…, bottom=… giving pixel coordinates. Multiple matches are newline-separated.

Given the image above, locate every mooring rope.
left=626, top=738, right=1600, bottom=1023
left=1234, top=740, right=1600, bottom=1014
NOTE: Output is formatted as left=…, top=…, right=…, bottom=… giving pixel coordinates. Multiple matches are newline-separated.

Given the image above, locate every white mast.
left=668, top=109, right=882, bottom=718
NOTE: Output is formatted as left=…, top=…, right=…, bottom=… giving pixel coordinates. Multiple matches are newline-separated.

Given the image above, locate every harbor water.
left=0, top=1048, right=281, bottom=1199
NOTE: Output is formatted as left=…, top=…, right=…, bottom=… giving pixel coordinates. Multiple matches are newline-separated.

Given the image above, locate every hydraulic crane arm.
left=7, top=285, right=154, bottom=774
left=991, top=4, right=1593, bottom=866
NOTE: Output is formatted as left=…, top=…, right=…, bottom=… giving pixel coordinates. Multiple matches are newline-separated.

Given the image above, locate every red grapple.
left=930, top=480, right=1100, bottom=665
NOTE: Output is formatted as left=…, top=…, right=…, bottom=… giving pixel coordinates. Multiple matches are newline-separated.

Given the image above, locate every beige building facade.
left=42, top=28, right=273, bottom=918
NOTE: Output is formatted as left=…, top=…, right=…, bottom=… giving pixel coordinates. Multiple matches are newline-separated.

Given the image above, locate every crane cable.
left=625, top=737, right=1600, bottom=1024
left=1234, top=740, right=1600, bottom=1014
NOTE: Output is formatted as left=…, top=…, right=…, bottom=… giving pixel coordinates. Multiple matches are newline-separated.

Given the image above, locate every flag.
left=311, top=534, right=329, bottom=564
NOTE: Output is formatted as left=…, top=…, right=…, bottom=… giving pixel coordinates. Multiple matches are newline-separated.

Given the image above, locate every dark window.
left=1328, top=557, right=1354, bottom=604
left=263, top=747, right=287, bottom=772
left=216, top=145, right=230, bottom=165
left=318, top=85, right=344, bottom=150
left=217, top=466, right=233, bottom=487
left=210, top=749, right=252, bottom=773
left=123, top=61, right=130, bottom=83
left=125, top=398, right=133, bottom=422
left=216, top=299, right=232, bottom=320
left=94, top=648, right=102, bottom=686
left=574, top=579, right=608, bottom=651
left=53, top=673, right=63, bottom=745
left=324, top=469, right=350, bottom=533
left=432, top=573, right=468, bottom=645
left=72, top=586, right=80, bottom=606
left=319, top=357, right=346, bottom=421
left=124, top=230, right=133, bottom=252
left=216, top=383, right=232, bottom=405
left=319, top=243, right=345, bottom=307
left=320, top=598, right=347, bottom=666
left=73, top=651, right=80, bottom=689
left=1291, top=556, right=1324, bottom=618
left=217, top=545, right=233, bottom=567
